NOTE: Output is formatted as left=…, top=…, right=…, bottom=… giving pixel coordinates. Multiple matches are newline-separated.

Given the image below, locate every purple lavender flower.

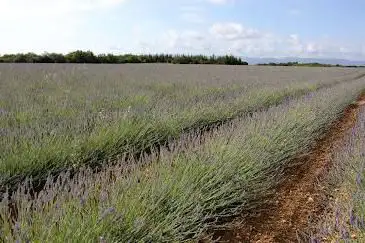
left=97, top=207, right=116, bottom=223
left=349, top=210, right=357, bottom=226
left=0, top=128, right=9, bottom=136
left=80, top=197, right=86, bottom=207
left=320, top=227, right=329, bottom=236
left=340, top=226, right=350, bottom=239
left=303, top=92, right=315, bottom=102
left=310, top=237, right=320, bottom=243
left=351, top=127, right=356, bottom=136
left=335, top=209, right=340, bottom=229
left=13, top=222, right=20, bottom=233
left=0, top=108, right=7, bottom=115
left=99, top=190, right=108, bottom=203
left=356, top=173, right=362, bottom=186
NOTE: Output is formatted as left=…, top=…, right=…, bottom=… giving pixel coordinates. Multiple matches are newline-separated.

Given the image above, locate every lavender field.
left=1, top=63, right=365, bottom=242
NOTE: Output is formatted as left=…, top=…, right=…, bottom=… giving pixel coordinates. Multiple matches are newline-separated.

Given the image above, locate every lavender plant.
left=309, top=106, right=365, bottom=242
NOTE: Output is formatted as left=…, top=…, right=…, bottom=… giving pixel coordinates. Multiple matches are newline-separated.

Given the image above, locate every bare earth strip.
left=215, top=94, right=365, bottom=243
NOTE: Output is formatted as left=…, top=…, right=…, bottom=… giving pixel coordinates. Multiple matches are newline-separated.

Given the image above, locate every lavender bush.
left=309, top=106, right=365, bottom=242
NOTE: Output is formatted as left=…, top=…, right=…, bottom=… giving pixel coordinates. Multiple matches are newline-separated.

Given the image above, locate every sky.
left=1, top=0, right=365, bottom=60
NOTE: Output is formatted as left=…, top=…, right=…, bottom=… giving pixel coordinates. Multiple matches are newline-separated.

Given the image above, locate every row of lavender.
left=1, top=64, right=362, bottom=190
left=1, top=75, right=364, bottom=242
left=309, top=105, right=365, bottom=242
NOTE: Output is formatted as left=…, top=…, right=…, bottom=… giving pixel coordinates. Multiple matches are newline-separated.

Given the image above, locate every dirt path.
left=215, top=94, right=365, bottom=243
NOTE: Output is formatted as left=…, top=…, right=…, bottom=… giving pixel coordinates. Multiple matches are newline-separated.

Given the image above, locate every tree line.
left=258, top=62, right=364, bottom=68
left=0, top=51, right=248, bottom=65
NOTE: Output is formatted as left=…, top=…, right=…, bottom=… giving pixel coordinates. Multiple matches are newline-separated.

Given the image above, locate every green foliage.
left=0, top=51, right=248, bottom=65
left=65, top=51, right=98, bottom=63
left=258, top=62, right=365, bottom=68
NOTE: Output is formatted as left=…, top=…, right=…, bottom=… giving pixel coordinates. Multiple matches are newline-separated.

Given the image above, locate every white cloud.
left=144, top=25, right=365, bottom=60
left=180, top=5, right=205, bottom=23
left=284, top=34, right=365, bottom=59
left=0, top=0, right=126, bottom=19
left=0, top=0, right=128, bottom=54
left=133, top=28, right=210, bottom=55
left=288, top=34, right=304, bottom=54
left=306, top=43, right=321, bottom=54
left=0, top=18, right=83, bottom=54
left=162, top=30, right=206, bottom=51
left=206, top=0, right=234, bottom=4
left=210, top=23, right=263, bottom=40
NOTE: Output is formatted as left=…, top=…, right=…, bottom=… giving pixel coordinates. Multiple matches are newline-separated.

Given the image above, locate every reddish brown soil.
left=214, top=94, right=365, bottom=243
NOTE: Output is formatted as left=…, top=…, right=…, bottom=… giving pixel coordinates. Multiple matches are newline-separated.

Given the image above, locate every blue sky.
left=1, top=0, right=365, bottom=60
